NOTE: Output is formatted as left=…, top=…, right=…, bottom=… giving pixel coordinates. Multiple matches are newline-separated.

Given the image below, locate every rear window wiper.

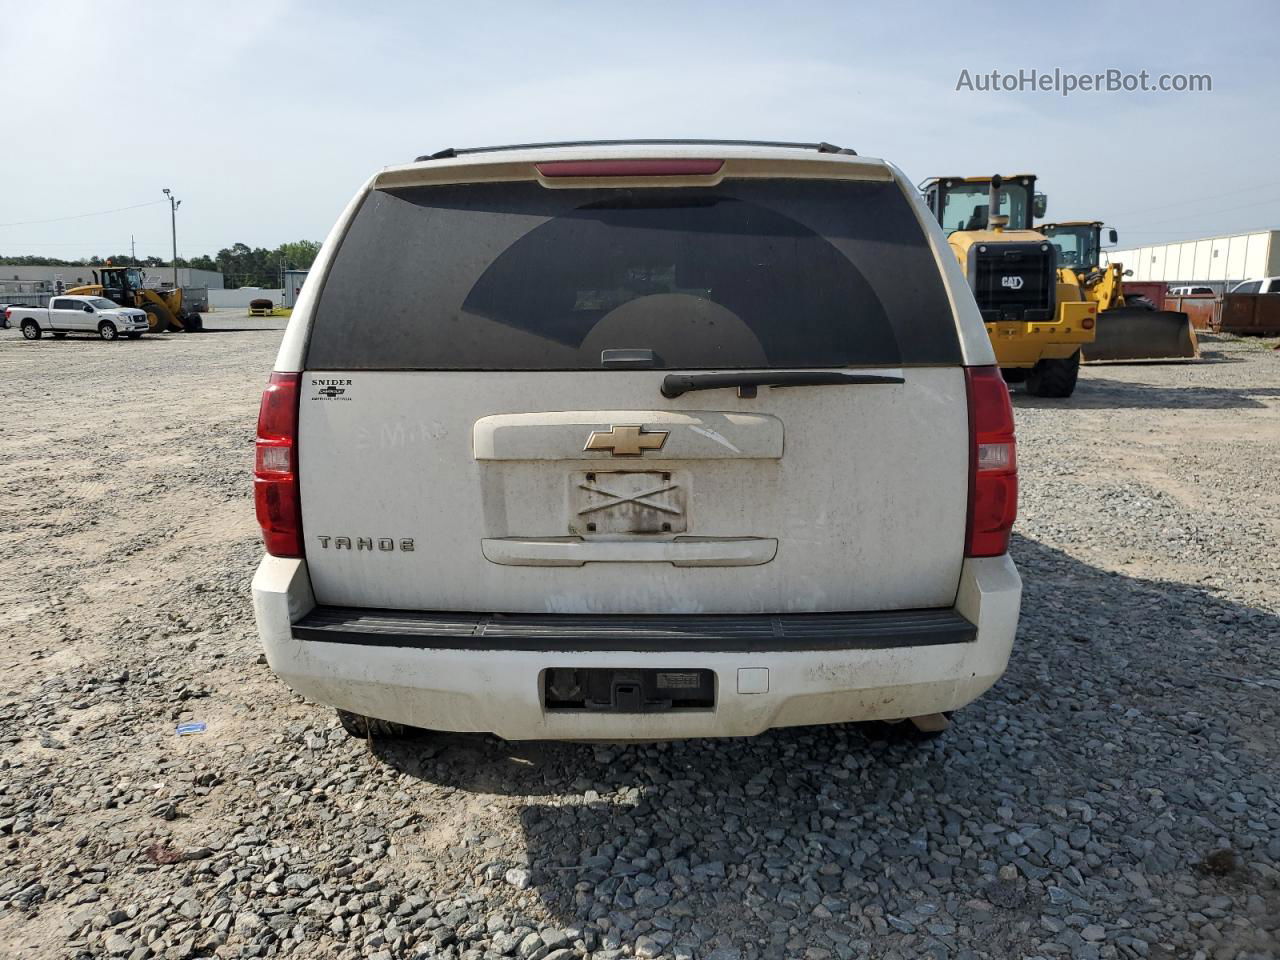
left=660, top=371, right=905, bottom=399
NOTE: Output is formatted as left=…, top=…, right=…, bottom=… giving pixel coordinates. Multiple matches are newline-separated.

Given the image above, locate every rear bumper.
left=252, top=555, right=1021, bottom=740
left=990, top=301, right=1097, bottom=367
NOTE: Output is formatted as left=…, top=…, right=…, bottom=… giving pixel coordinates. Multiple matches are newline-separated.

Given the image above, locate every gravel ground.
left=1, top=325, right=1277, bottom=960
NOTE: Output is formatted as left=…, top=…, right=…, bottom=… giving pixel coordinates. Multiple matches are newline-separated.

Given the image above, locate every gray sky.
left=2, top=0, right=1277, bottom=260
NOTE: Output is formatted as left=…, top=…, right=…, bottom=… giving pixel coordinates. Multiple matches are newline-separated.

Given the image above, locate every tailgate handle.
left=481, top=536, right=778, bottom=567
left=661, top=370, right=904, bottom=398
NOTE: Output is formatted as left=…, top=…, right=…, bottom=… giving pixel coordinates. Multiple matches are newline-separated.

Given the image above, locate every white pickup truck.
left=6, top=295, right=150, bottom=341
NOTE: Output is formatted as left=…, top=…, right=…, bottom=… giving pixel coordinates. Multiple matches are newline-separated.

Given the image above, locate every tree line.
left=0, top=240, right=322, bottom=289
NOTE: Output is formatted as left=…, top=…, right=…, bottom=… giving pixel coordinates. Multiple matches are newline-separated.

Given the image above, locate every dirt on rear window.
left=306, top=178, right=961, bottom=371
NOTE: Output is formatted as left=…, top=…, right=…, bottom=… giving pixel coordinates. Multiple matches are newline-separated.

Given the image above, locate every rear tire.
left=20, top=319, right=41, bottom=340
left=182, top=313, right=203, bottom=332
left=98, top=321, right=118, bottom=341
left=337, top=709, right=407, bottom=739
left=1025, top=350, right=1080, bottom=397
left=1000, top=368, right=1028, bottom=384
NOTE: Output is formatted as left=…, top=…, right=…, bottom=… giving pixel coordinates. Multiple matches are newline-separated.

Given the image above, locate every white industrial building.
left=0, top=264, right=224, bottom=312
left=207, top=270, right=309, bottom=310
left=0, top=264, right=224, bottom=291
left=1110, top=229, right=1280, bottom=288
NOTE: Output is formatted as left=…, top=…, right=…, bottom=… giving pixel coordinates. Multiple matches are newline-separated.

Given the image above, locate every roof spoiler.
left=415, top=139, right=856, bottom=162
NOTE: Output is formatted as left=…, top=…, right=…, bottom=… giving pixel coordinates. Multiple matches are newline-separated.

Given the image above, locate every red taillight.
left=254, top=372, right=303, bottom=557
left=535, top=159, right=724, bottom=178
left=965, top=366, right=1017, bottom=558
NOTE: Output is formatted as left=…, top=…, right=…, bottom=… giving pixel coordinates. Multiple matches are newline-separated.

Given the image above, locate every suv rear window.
left=307, top=178, right=961, bottom=370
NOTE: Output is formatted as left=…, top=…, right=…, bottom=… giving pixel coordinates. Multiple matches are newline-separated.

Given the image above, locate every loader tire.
left=1001, top=368, right=1028, bottom=384
left=183, top=313, right=203, bottom=332
left=337, top=709, right=407, bottom=740
left=1125, top=294, right=1156, bottom=311
left=145, top=307, right=169, bottom=333
left=1025, top=350, right=1081, bottom=398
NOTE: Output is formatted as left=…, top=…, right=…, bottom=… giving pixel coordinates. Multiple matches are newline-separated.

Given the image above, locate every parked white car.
left=251, top=140, right=1023, bottom=742
left=7, top=296, right=150, bottom=341
left=1229, top=277, right=1280, bottom=294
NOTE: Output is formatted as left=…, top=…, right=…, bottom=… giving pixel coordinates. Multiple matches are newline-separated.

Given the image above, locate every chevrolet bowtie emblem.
left=584, top=425, right=669, bottom=457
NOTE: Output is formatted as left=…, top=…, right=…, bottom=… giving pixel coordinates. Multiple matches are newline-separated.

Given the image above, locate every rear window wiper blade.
left=660, top=370, right=904, bottom=399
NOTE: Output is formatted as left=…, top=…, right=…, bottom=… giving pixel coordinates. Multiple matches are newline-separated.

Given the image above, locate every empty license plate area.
left=568, top=470, right=688, bottom=535
left=543, top=668, right=715, bottom=712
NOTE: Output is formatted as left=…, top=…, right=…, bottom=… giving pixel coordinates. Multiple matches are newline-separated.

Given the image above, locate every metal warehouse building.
left=1110, top=229, right=1280, bottom=287
left=0, top=264, right=224, bottom=291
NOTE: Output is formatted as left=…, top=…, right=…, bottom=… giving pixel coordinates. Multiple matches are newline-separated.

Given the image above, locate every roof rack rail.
left=415, top=139, right=856, bottom=162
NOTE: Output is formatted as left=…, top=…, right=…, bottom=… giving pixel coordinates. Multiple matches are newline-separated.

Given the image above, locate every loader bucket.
left=1083, top=308, right=1199, bottom=362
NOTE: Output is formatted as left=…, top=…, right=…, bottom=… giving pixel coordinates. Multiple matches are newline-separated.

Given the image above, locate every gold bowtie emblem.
left=584, top=425, right=669, bottom=457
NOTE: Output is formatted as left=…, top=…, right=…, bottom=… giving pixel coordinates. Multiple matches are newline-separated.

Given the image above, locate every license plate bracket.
left=568, top=470, right=688, bottom=536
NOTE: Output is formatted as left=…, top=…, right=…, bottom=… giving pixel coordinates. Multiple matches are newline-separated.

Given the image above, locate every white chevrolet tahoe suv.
left=252, top=140, right=1022, bottom=742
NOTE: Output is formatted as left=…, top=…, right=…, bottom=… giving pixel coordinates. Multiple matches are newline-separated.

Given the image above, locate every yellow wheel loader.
left=1039, top=221, right=1198, bottom=361
left=921, top=174, right=1096, bottom=397
left=66, top=266, right=203, bottom=333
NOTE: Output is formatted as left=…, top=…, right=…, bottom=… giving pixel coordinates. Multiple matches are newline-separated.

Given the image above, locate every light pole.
left=162, top=188, right=181, bottom=289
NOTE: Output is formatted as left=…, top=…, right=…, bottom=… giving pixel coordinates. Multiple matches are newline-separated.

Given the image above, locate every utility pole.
left=162, top=188, right=181, bottom=289
left=131, top=234, right=136, bottom=262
